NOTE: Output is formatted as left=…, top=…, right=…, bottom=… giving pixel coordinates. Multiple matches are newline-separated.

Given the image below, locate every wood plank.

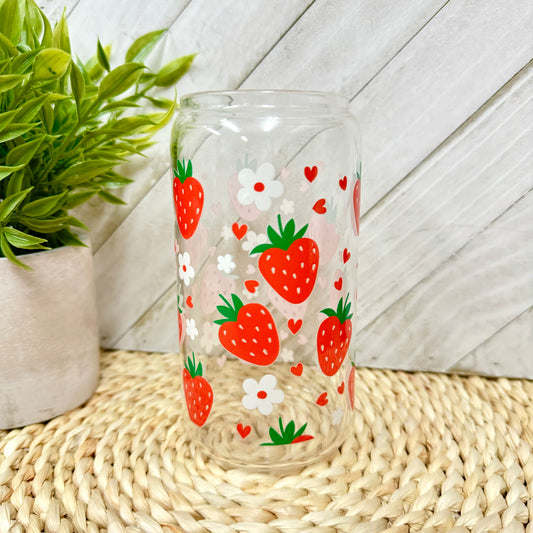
left=111, top=0, right=450, bottom=352
left=358, top=60, right=533, bottom=330
left=241, top=0, right=448, bottom=97
left=94, top=0, right=313, bottom=345
left=356, top=190, right=533, bottom=375
left=349, top=0, right=533, bottom=214
left=448, top=307, right=533, bottom=378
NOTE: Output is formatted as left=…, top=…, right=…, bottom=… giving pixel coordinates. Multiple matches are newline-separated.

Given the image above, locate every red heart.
left=237, top=423, right=251, bottom=438
left=343, top=248, right=351, bottom=264
left=288, top=318, right=302, bottom=334
left=186, top=296, right=193, bottom=308
left=312, top=199, right=327, bottom=214
left=232, top=222, right=248, bottom=240
left=338, top=382, right=345, bottom=394
left=290, top=362, right=303, bottom=376
left=316, top=392, right=328, bottom=406
left=244, top=280, right=259, bottom=293
left=334, top=277, right=343, bottom=290
left=304, top=166, right=318, bottom=182
left=339, top=176, right=347, bottom=190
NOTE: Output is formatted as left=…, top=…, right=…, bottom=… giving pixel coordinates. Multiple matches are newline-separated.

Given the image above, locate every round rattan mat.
left=1, top=350, right=532, bottom=533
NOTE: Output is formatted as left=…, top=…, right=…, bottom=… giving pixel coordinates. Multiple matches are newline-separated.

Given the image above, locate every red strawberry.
left=348, top=362, right=356, bottom=409
left=353, top=171, right=361, bottom=236
left=317, top=295, right=353, bottom=376
left=183, top=353, right=213, bottom=427
left=173, top=159, right=204, bottom=239
left=251, top=215, right=319, bottom=304
left=215, top=293, right=279, bottom=366
left=261, top=418, right=314, bottom=446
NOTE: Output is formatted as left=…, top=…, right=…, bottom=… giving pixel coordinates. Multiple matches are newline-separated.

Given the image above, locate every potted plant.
left=0, top=0, right=194, bottom=429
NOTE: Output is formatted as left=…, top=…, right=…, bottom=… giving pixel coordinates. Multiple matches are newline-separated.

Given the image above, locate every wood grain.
left=357, top=190, right=533, bottom=373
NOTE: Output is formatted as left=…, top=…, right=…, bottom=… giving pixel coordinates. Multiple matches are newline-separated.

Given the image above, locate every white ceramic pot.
left=0, top=240, right=100, bottom=429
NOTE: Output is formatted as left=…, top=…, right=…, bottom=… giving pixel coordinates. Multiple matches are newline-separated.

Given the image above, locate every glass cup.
left=170, top=90, right=361, bottom=470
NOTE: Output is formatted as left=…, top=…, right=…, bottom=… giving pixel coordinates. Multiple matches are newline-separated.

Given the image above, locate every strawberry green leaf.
left=293, top=422, right=307, bottom=439
left=285, top=420, right=296, bottom=441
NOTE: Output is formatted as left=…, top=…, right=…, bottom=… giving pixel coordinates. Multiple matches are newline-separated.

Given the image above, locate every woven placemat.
left=1, top=350, right=532, bottom=533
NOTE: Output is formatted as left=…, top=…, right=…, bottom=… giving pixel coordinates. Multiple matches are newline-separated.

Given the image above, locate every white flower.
left=237, top=162, right=283, bottom=211
left=280, top=198, right=294, bottom=215
left=242, top=231, right=267, bottom=252
left=178, top=252, right=195, bottom=286
left=279, top=348, right=294, bottom=363
left=332, top=408, right=344, bottom=426
left=200, top=322, right=219, bottom=352
left=186, top=318, right=198, bottom=340
left=221, top=225, right=232, bottom=240
left=242, top=374, right=284, bottom=415
left=217, top=253, right=236, bottom=274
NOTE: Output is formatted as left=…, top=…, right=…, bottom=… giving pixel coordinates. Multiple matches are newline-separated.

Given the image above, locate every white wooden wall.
left=40, top=0, right=533, bottom=378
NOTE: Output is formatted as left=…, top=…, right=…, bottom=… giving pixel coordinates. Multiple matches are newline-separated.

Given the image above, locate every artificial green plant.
left=0, top=0, right=194, bottom=268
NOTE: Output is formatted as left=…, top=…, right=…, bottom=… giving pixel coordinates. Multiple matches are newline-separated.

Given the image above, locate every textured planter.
left=0, top=240, right=100, bottom=429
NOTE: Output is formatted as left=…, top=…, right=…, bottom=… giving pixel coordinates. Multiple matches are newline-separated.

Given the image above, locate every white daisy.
left=280, top=198, right=294, bottom=215
left=237, top=162, right=283, bottom=211
left=221, top=225, right=233, bottom=240
left=279, top=348, right=295, bottom=363
left=242, top=230, right=267, bottom=252
left=217, top=253, right=236, bottom=274
left=242, top=374, right=284, bottom=415
left=178, top=252, right=195, bottom=286
left=186, top=318, right=198, bottom=340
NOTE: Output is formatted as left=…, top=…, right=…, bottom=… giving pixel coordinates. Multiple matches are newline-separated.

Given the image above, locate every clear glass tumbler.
left=170, top=90, right=361, bottom=470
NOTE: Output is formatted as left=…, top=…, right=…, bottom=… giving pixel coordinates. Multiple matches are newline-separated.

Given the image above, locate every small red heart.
left=304, top=166, right=318, bottom=182
left=232, top=222, right=248, bottom=240
left=316, top=392, right=328, bottom=406
left=343, top=248, right=351, bottom=263
left=338, top=382, right=345, bottom=394
left=339, top=176, right=347, bottom=190
left=312, top=199, right=327, bottom=214
left=290, top=362, right=303, bottom=376
left=186, top=296, right=193, bottom=308
left=334, top=277, right=343, bottom=290
left=288, top=318, right=302, bottom=334
left=244, top=280, right=259, bottom=293
left=237, top=423, right=251, bottom=438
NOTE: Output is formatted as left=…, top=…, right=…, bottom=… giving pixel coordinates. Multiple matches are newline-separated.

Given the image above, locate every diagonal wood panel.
left=358, top=190, right=533, bottom=374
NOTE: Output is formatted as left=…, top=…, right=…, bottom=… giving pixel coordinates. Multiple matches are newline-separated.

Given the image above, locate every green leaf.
left=100, top=99, right=140, bottom=112
left=284, top=420, right=296, bottom=441
left=32, top=48, right=71, bottom=81
left=41, top=100, right=54, bottom=132
left=53, top=159, right=116, bottom=185
left=70, top=61, right=85, bottom=112
left=0, top=188, right=32, bottom=222
left=25, top=0, right=45, bottom=48
left=0, top=74, right=25, bottom=93
left=12, top=94, right=48, bottom=122
left=97, top=63, right=145, bottom=101
left=125, top=29, right=165, bottom=63
left=0, top=110, right=16, bottom=132
left=6, top=136, right=45, bottom=167
left=12, top=50, right=39, bottom=74
left=20, top=216, right=69, bottom=233
left=3, top=226, right=48, bottom=249
left=269, top=427, right=283, bottom=444
left=0, top=232, right=30, bottom=269
left=109, top=115, right=156, bottom=134
left=0, top=32, right=18, bottom=56
left=96, top=38, right=110, bottom=72
left=52, top=9, right=71, bottom=53
left=5, top=171, right=24, bottom=196
left=97, top=189, right=126, bottom=205
left=56, top=228, right=86, bottom=247
left=0, top=164, right=25, bottom=181
left=293, top=422, right=307, bottom=439
left=143, top=95, right=174, bottom=109
left=0, top=123, right=37, bottom=143
left=20, top=193, right=66, bottom=217
left=154, top=53, right=195, bottom=87
left=0, top=0, right=24, bottom=43
left=63, top=190, right=97, bottom=209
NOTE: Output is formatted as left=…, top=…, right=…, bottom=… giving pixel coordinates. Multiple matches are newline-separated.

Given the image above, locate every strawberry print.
left=261, top=418, right=313, bottom=446
left=215, top=293, right=279, bottom=365
left=251, top=215, right=319, bottom=304
left=317, top=295, right=353, bottom=376
left=352, top=170, right=361, bottom=236
left=183, top=353, right=213, bottom=427
left=173, top=159, right=204, bottom=239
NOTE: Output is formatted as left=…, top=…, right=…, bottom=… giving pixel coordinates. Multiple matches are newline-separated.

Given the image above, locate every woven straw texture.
left=1, top=350, right=532, bottom=533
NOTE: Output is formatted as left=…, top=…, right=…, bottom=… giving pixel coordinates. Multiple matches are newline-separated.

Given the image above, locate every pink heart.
left=280, top=330, right=288, bottom=340
left=299, top=180, right=309, bottom=192
left=281, top=167, right=290, bottom=179
left=246, top=264, right=256, bottom=274
left=318, top=277, right=327, bottom=288
left=298, top=334, right=308, bottom=345
left=217, top=354, right=227, bottom=367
